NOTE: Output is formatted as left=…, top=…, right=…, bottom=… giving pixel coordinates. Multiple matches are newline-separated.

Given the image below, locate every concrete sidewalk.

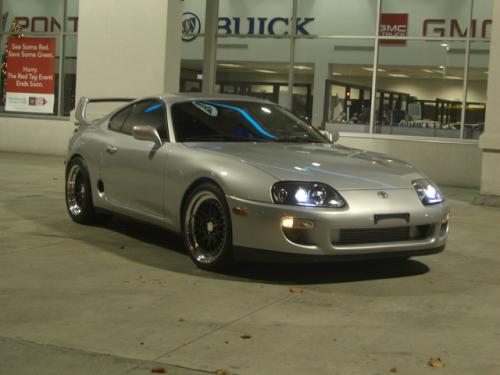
left=1, top=152, right=499, bottom=375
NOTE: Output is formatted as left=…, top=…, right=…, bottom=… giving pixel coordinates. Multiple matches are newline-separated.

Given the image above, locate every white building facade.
left=0, top=0, right=499, bottom=201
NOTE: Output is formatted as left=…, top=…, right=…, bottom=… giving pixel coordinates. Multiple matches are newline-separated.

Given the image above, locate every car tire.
left=182, top=182, right=233, bottom=271
left=65, top=156, right=98, bottom=225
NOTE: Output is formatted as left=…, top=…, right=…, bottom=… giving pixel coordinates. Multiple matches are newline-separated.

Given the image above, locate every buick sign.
left=182, top=12, right=201, bottom=42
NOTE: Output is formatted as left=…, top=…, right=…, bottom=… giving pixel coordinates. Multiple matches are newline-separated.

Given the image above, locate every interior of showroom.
left=0, top=0, right=499, bottom=202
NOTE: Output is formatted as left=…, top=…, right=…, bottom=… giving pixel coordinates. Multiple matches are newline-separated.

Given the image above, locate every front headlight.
left=412, top=179, right=444, bottom=205
left=272, top=181, right=347, bottom=208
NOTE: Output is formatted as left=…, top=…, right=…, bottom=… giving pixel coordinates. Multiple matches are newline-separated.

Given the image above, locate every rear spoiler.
left=75, top=97, right=135, bottom=126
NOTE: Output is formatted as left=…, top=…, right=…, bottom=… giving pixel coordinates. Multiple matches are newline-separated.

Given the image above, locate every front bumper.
left=227, top=189, right=449, bottom=259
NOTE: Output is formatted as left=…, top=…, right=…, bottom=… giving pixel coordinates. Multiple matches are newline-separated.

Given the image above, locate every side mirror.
left=132, top=125, right=162, bottom=147
left=319, top=129, right=340, bottom=143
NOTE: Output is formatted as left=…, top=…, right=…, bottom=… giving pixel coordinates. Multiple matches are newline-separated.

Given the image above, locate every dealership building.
left=0, top=0, right=499, bottom=202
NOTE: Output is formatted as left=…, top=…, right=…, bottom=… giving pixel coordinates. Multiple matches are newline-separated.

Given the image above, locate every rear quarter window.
left=109, top=106, right=132, bottom=132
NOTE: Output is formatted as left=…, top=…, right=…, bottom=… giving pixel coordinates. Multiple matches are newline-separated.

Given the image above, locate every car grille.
left=333, top=225, right=431, bottom=246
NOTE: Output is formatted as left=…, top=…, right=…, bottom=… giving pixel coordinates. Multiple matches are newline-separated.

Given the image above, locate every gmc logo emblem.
left=380, top=24, right=407, bottom=35
left=379, top=13, right=408, bottom=45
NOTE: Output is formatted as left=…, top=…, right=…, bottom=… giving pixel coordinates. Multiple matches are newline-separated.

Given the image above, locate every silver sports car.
left=65, top=94, right=449, bottom=270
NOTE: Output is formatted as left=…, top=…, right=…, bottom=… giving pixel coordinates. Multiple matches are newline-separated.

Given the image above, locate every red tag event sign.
left=379, top=13, right=408, bottom=45
left=5, top=37, right=56, bottom=113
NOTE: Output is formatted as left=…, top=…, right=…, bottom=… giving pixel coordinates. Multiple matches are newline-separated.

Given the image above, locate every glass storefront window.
left=473, top=0, right=493, bottom=39
left=298, top=0, right=377, bottom=36
left=184, top=0, right=491, bottom=140
left=180, top=37, right=204, bottom=93
left=62, top=35, right=77, bottom=116
left=1, top=0, right=64, bottom=33
left=465, top=40, right=489, bottom=139
left=377, top=40, right=466, bottom=138
left=0, top=0, right=78, bottom=118
left=380, top=0, right=472, bottom=38
left=180, top=0, right=206, bottom=93
left=66, top=0, right=79, bottom=32
left=294, top=38, right=375, bottom=131
left=218, top=0, right=292, bottom=37
left=215, top=37, right=291, bottom=104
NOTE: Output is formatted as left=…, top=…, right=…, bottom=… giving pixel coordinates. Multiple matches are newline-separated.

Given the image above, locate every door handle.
left=105, top=145, right=118, bottom=154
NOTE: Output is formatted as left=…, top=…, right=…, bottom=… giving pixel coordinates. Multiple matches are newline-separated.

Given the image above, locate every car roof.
left=157, top=93, right=272, bottom=104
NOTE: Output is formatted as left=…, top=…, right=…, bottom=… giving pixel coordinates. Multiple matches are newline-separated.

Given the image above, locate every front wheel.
left=182, top=183, right=233, bottom=271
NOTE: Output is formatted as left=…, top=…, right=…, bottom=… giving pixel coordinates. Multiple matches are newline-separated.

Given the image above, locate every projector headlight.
left=412, top=179, right=444, bottom=205
left=272, top=181, right=347, bottom=208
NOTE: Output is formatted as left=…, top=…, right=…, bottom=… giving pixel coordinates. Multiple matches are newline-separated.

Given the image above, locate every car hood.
left=185, top=142, right=422, bottom=190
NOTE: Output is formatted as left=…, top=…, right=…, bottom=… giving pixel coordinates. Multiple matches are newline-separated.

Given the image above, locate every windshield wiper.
left=275, top=135, right=317, bottom=143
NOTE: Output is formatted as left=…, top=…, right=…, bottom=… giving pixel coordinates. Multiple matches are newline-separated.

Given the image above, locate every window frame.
left=109, top=99, right=169, bottom=141
left=0, top=0, right=79, bottom=120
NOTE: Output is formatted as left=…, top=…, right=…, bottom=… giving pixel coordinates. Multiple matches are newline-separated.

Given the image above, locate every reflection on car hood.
left=185, top=142, right=421, bottom=190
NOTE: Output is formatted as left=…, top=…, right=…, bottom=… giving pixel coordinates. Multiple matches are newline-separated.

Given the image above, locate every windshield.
left=171, top=100, right=328, bottom=143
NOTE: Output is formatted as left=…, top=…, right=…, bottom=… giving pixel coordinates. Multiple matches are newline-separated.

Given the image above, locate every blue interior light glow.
left=205, top=101, right=277, bottom=139
left=145, top=103, right=162, bottom=113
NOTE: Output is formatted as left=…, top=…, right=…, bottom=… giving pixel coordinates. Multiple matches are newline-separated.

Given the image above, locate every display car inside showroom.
left=1, top=0, right=500, bottom=374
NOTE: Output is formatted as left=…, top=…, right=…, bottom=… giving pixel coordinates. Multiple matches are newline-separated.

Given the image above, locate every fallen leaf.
left=240, top=334, right=252, bottom=339
left=178, top=318, right=185, bottom=322
left=428, top=357, right=445, bottom=368
left=140, top=342, right=144, bottom=346
left=224, top=340, right=229, bottom=344
left=151, top=368, right=167, bottom=373
left=215, top=369, right=228, bottom=375
left=289, top=287, right=303, bottom=294
left=389, top=368, right=397, bottom=373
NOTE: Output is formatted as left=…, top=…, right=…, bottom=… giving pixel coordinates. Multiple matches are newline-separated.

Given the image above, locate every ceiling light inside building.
left=444, top=76, right=462, bottom=80
left=218, top=63, right=243, bottom=68
left=362, top=67, right=386, bottom=72
left=294, top=65, right=312, bottom=70
left=255, top=69, right=277, bottom=74
left=388, top=73, right=409, bottom=78
left=332, top=72, right=343, bottom=76
left=440, top=43, right=449, bottom=48
left=422, top=69, right=434, bottom=73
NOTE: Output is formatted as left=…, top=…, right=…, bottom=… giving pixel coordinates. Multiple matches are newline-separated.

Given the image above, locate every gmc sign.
left=423, top=19, right=492, bottom=38
left=379, top=13, right=408, bottom=45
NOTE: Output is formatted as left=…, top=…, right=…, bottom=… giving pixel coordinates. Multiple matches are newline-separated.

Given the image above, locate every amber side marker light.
left=232, top=206, right=248, bottom=216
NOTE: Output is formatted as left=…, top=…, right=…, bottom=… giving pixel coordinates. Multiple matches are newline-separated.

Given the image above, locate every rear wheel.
left=182, top=183, right=233, bottom=271
left=65, top=157, right=97, bottom=224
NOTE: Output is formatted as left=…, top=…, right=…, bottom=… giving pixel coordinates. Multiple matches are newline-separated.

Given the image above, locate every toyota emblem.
left=377, top=191, right=389, bottom=199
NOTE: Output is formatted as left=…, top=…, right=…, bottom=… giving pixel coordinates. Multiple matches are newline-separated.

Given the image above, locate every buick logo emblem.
left=182, top=12, right=201, bottom=42
left=377, top=191, right=389, bottom=199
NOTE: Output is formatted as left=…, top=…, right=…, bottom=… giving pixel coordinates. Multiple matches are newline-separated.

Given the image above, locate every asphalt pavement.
left=1, top=152, right=499, bottom=375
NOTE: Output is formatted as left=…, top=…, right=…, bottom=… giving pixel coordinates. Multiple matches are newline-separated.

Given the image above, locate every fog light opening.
left=281, top=216, right=314, bottom=230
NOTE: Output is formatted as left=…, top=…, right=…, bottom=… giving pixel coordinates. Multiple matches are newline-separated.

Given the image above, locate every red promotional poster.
left=379, top=13, right=408, bottom=45
left=5, top=37, right=56, bottom=113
